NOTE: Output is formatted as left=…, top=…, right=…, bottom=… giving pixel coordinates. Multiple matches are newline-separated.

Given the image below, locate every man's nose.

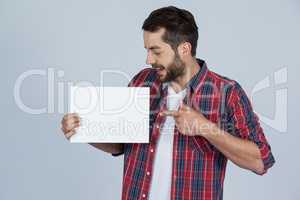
left=146, top=53, right=155, bottom=65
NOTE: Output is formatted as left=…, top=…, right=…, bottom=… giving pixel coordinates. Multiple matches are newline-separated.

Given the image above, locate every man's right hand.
left=61, top=113, right=81, bottom=140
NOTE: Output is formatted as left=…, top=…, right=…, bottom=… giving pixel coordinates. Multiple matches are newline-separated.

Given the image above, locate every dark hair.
left=142, top=6, right=198, bottom=56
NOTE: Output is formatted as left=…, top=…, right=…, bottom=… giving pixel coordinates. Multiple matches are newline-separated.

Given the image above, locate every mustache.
left=152, top=64, right=165, bottom=70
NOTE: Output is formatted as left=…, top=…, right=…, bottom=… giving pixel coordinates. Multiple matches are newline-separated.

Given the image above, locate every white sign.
left=69, top=86, right=149, bottom=143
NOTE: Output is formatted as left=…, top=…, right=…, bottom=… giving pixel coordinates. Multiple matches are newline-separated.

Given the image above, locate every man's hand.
left=60, top=113, right=124, bottom=154
left=161, top=102, right=213, bottom=136
left=61, top=113, right=81, bottom=140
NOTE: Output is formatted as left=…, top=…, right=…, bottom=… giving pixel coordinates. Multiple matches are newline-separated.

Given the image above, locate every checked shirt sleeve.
left=226, top=81, right=275, bottom=175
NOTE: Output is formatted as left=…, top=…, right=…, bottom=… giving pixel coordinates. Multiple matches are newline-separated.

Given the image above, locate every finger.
left=62, top=118, right=80, bottom=128
left=63, top=120, right=80, bottom=133
left=68, top=117, right=80, bottom=124
left=62, top=114, right=80, bottom=126
left=178, top=101, right=184, bottom=110
left=178, top=101, right=189, bottom=111
left=179, top=103, right=190, bottom=111
left=68, top=120, right=80, bottom=132
left=61, top=117, right=78, bottom=131
left=63, top=113, right=73, bottom=121
left=69, top=114, right=80, bottom=122
left=161, top=110, right=180, bottom=117
left=65, top=130, right=76, bottom=140
left=63, top=113, right=80, bottom=122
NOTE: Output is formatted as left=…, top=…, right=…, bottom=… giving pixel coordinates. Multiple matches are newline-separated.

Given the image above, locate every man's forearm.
left=201, top=123, right=264, bottom=174
left=88, top=143, right=124, bottom=155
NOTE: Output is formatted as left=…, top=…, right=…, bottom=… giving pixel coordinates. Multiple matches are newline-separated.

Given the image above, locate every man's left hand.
left=160, top=102, right=213, bottom=136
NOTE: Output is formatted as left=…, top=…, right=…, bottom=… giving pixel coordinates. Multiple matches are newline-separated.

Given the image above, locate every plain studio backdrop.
left=1, top=0, right=299, bottom=199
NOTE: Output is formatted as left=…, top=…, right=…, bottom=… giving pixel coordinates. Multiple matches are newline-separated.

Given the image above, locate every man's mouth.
left=153, top=65, right=165, bottom=71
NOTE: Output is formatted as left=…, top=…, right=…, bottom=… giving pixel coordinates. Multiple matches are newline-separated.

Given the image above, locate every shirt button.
left=150, top=148, right=154, bottom=153
left=142, top=193, right=146, bottom=198
left=156, top=124, right=159, bottom=129
left=146, top=171, right=150, bottom=176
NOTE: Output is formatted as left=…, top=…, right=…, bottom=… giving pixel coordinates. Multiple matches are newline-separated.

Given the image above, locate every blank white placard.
left=69, top=86, right=149, bottom=143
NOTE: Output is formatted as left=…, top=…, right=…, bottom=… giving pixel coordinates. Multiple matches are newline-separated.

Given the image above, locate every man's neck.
left=170, top=58, right=200, bottom=93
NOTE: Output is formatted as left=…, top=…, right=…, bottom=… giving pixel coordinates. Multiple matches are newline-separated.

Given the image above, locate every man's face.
left=143, top=28, right=186, bottom=82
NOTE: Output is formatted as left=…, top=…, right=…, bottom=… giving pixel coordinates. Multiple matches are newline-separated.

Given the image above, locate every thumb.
left=179, top=100, right=184, bottom=110
left=179, top=100, right=189, bottom=111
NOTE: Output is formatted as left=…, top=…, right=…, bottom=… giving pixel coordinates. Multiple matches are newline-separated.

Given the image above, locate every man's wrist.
left=196, top=119, right=219, bottom=138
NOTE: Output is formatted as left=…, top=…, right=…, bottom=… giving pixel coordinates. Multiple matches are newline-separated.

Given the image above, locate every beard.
left=152, top=53, right=186, bottom=83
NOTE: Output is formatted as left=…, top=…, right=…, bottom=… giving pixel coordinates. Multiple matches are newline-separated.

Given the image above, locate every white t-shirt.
left=148, top=84, right=187, bottom=200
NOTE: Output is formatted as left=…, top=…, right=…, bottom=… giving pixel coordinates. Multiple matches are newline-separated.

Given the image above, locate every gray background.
left=1, top=0, right=299, bottom=199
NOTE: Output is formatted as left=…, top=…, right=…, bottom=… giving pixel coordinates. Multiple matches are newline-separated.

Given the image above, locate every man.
left=61, top=6, right=275, bottom=200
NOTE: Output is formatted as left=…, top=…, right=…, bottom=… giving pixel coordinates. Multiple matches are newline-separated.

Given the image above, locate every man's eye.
left=154, top=52, right=161, bottom=56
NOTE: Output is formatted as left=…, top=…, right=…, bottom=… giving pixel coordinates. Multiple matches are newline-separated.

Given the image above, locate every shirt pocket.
left=189, top=136, right=215, bottom=154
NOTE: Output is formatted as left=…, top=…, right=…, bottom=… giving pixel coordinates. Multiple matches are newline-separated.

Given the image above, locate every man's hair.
left=142, top=6, right=198, bottom=56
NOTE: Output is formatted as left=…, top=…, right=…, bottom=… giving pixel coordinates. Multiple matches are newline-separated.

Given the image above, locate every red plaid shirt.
left=113, top=59, right=275, bottom=200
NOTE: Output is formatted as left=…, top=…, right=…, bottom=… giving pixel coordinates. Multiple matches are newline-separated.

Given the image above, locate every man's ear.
left=177, top=42, right=192, bottom=57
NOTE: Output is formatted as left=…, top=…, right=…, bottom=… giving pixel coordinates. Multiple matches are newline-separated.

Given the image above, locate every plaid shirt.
left=114, top=59, right=275, bottom=200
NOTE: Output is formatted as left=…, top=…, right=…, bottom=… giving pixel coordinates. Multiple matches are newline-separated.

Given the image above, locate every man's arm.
left=162, top=106, right=266, bottom=174
left=202, top=124, right=265, bottom=174
left=61, top=113, right=125, bottom=156
left=162, top=82, right=275, bottom=175
left=200, top=82, right=275, bottom=174
left=61, top=69, right=149, bottom=155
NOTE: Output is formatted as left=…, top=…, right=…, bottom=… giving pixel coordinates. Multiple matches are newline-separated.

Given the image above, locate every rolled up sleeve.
left=226, top=82, right=275, bottom=175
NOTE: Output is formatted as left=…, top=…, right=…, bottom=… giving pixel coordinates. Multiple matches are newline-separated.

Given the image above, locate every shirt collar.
left=162, top=58, right=208, bottom=92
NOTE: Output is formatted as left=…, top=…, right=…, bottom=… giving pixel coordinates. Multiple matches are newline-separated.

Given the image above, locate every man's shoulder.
left=206, top=69, right=236, bottom=87
left=205, top=69, right=250, bottom=103
left=204, top=68, right=248, bottom=101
